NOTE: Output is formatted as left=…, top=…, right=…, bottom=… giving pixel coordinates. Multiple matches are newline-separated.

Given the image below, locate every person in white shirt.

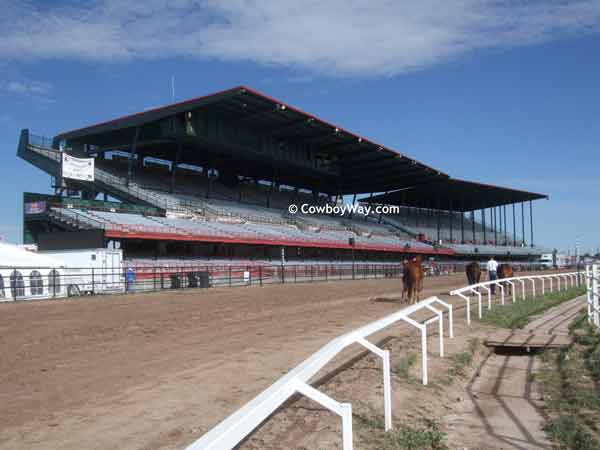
left=487, top=257, right=499, bottom=294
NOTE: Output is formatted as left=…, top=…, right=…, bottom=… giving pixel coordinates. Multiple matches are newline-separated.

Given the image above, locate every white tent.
left=0, top=242, right=64, bottom=268
left=0, top=242, right=65, bottom=301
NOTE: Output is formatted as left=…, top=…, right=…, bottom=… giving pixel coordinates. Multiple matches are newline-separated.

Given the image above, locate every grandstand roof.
left=54, top=86, right=448, bottom=194
left=366, top=178, right=548, bottom=211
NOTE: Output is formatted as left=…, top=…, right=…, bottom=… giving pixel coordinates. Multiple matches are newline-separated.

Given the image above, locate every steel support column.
left=513, top=203, right=516, bottom=246
left=530, top=200, right=534, bottom=248
left=460, top=210, right=465, bottom=244
left=521, top=202, right=525, bottom=246
left=482, top=209, right=486, bottom=244
left=449, top=199, right=453, bottom=242
left=493, top=207, right=497, bottom=245
left=503, top=205, right=507, bottom=245
left=436, top=196, right=441, bottom=243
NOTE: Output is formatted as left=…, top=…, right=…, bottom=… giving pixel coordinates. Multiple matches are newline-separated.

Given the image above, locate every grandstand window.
left=0, top=274, right=4, bottom=298
left=10, top=270, right=25, bottom=298
left=30, top=270, right=44, bottom=296
left=48, top=270, right=61, bottom=296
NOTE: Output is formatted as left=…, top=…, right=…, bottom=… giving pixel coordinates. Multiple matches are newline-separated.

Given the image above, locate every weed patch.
left=394, top=352, right=417, bottom=382
left=538, top=312, right=600, bottom=448
left=382, top=421, right=448, bottom=450
left=480, top=286, right=585, bottom=329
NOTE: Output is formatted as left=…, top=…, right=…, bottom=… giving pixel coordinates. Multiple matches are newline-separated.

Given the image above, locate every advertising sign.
left=62, top=153, right=94, bottom=182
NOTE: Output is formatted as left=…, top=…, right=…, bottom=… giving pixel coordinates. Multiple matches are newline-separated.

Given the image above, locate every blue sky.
left=1, top=1, right=599, bottom=254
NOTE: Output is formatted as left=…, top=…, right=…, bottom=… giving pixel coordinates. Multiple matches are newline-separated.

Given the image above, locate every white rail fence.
left=449, top=271, right=582, bottom=325
left=586, top=264, right=600, bottom=329
left=186, top=268, right=592, bottom=450
left=186, top=296, right=453, bottom=450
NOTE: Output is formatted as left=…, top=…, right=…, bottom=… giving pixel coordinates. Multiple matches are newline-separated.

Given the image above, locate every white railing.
left=186, top=296, right=454, bottom=450
left=450, top=271, right=582, bottom=325
left=586, top=264, right=600, bottom=329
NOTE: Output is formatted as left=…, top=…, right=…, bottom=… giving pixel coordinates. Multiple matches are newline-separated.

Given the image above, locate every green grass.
left=394, top=352, right=417, bottom=382
left=537, top=318, right=600, bottom=449
left=479, top=286, right=585, bottom=329
left=354, top=410, right=386, bottom=431
left=437, top=337, right=480, bottom=385
left=544, top=416, right=599, bottom=450
left=382, top=421, right=449, bottom=450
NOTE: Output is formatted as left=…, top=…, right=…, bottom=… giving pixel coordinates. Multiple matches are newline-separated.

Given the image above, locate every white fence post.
left=432, top=298, right=454, bottom=339
left=475, top=289, right=483, bottom=318
left=421, top=325, right=428, bottom=385
left=519, top=279, right=526, bottom=299
left=593, top=265, right=599, bottom=327
left=341, top=403, right=353, bottom=450
left=586, top=265, right=592, bottom=323
left=382, top=350, right=392, bottom=431
left=399, top=315, right=431, bottom=385
left=481, top=285, right=492, bottom=309
left=355, top=337, right=392, bottom=431
left=425, top=305, right=444, bottom=358
left=507, top=280, right=516, bottom=303
left=454, top=291, right=471, bottom=325
left=294, top=381, right=353, bottom=450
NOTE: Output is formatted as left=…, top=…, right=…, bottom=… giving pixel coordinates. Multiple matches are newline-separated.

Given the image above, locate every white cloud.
left=1, top=0, right=600, bottom=76
left=0, top=79, right=51, bottom=95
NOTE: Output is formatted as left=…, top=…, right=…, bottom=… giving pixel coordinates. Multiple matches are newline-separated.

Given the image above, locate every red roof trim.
left=57, top=85, right=243, bottom=138
left=104, top=230, right=454, bottom=255
left=55, top=85, right=444, bottom=176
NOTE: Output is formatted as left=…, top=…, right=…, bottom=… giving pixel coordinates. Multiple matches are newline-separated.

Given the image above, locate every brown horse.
left=497, top=263, right=514, bottom=295
left=465, top=261, right=481, bottom=295
left=402, top=256, right=423, bottom=304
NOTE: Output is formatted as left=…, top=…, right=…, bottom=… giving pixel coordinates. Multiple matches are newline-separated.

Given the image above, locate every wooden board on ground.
left=485, top=330, right=573, bottom=349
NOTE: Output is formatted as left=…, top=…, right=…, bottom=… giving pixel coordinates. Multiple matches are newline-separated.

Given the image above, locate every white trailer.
left=40, top=249, right=124, bottom=296
left=539, top=253, right=568, bottom=269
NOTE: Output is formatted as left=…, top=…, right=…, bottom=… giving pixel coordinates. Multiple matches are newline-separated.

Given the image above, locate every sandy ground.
left=0, top=270, right=574, bottom=450
left=446, top=296, right=585, bottom=450
left=236, top=284, right=582, bottom=450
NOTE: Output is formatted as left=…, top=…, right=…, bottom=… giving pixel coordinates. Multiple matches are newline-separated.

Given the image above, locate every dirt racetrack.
left=0, top=271, right=564, bottom=450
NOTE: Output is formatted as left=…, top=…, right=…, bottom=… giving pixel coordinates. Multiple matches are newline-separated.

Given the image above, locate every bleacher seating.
left=50, top=206, right=433, bottom=252
left=27, top=144, right=538, bottom=258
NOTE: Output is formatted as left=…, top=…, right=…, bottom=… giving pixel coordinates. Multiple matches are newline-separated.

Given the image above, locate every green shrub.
left=544, top=416, right=599, bottom=450
left=383, top=422, right=448, bottom=450
left=395, top=352, right=417, bottom=382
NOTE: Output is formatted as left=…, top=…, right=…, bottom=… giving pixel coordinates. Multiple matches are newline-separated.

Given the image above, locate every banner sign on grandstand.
left=62, top=153, right=94, bottom=182
left=24, top=201, right=46, bottom=215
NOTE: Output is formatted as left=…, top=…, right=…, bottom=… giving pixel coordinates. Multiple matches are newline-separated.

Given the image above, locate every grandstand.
left=17, top=86, right=547, bottom=267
